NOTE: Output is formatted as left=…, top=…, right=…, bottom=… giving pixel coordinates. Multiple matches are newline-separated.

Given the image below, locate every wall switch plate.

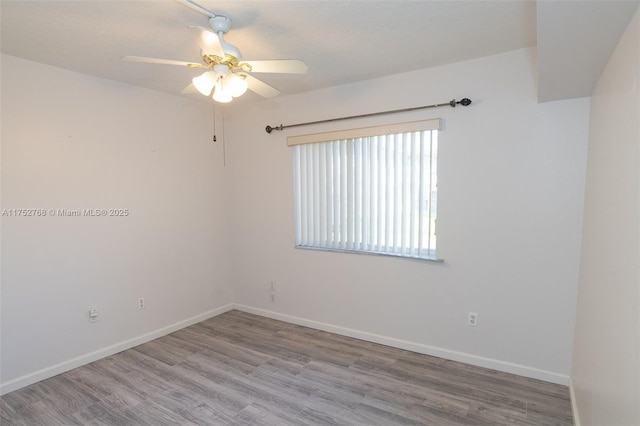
left=89, top=307, right=99, bottom=323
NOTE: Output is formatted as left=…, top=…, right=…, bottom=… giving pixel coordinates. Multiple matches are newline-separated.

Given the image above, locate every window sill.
left=294, top=245, right=444, bottom=263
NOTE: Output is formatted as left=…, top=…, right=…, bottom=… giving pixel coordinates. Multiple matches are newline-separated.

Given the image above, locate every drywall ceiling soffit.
left=537, top=0, right=640, bottom=103
left=0, top=1, right=536, bottom=104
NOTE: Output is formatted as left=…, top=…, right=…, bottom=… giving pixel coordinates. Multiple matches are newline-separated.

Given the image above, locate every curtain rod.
left=265, top=98, right=471, bottom=134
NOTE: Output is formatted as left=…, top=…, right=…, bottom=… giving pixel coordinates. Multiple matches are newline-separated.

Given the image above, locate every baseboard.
left=0, top=303, right=234, bottom=395
left=2, top=303, right=571, bottom=395
left=234, top=304, right=570, bottom=386
left=569, top=377, right=581, bottom=426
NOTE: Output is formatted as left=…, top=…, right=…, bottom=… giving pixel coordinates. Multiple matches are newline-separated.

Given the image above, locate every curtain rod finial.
left=265, top=124, right=284, bottom=133
left=450, top=98, right=472, bottom=107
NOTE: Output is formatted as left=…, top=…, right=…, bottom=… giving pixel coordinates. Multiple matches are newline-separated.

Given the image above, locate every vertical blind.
left=291, top=119, right=440, bottom=260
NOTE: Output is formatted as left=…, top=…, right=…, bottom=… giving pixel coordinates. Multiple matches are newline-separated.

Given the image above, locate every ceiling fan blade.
left=189, top=26, right=225, bottom=58
left=175, top=0, right=215, bottom=18
left=245, top=74, right=280, bottom=98
left=242, top=59, right=308, bottom=74
left=123, top=56, right=204, bottom=68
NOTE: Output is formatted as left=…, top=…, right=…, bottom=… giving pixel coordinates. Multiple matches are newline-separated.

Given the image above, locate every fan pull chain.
left=212, top=102, right=226, bottom=167
left=222, top=107, right=227, bottom=167
left=212, top=102, right=217, bottom=142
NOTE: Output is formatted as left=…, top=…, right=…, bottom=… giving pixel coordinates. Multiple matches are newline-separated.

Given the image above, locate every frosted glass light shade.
left=192, top=72, right=216, bottom=96
left=212, top=81, right=232, bottom=103
left=226, top=73, right=248, bottom=97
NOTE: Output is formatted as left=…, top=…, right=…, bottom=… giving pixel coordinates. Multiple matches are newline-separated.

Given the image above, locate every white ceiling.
left=537, top=0, right=639, bottom=102
left=1, top=1, right=637, bottom=104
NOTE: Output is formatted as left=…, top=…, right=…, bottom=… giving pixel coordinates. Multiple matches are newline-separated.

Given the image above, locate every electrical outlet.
left=468, top=312, right=478, bottom=326
left=89, top=307, right=99, bottom=323
left=137, top=298, right=145, bottom=310
left=270, top=281, right=276, bottom=292
left=270, top=294, right=276, bottom=303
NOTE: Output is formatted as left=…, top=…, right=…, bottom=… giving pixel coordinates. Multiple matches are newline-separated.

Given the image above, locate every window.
left=291, top=119, right=440, bottom=260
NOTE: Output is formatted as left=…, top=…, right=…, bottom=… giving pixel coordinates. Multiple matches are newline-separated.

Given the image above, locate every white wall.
left=0, top=54, right=234, bottom=393
left=225, top=47, right=590, bottom=383
left=572, top=7, right=640, bottom=426
left=0, top=45, right=593, bottom=394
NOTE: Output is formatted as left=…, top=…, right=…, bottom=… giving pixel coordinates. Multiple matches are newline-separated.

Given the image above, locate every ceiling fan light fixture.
left=192, top=71, right=216, bottom=96
left=126, top=3, right=308, bottom=103
left=226, top=73, right=248, bottom=97
left=213, top=63, right=230, bottom=76
left=212, top=79, right=232, bottom=103
left=213, top=89, right=232, bottom=103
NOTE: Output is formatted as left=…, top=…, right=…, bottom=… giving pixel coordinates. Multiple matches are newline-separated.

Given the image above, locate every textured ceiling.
left=0, top=0, right=536, bottom=103
left=537, top=0, right=640, bottom=102
left=1, top=1, right=637, bottom=105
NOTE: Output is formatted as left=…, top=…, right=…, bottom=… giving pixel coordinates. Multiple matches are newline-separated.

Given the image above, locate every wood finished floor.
left=1, top=310, right=573, bottom=425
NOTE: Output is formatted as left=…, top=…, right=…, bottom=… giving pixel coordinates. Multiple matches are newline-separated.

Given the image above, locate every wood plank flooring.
left=1, top=310, right=573, bottom=425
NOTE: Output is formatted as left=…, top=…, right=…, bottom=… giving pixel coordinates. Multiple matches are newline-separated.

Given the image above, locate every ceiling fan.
left=123, top=0, right=308, bottom=103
